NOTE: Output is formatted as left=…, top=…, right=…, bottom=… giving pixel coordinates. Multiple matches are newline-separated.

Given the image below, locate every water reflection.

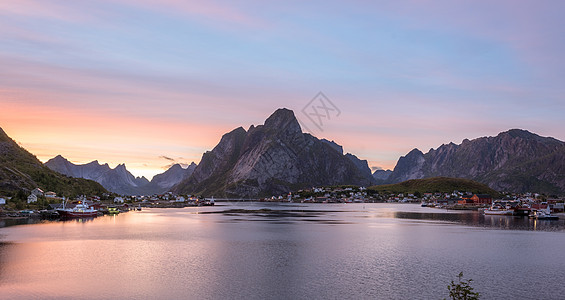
left=197, top=207, right=565, bottom=231
left=1, top=204, right=565, bottom=300
left=202, top=209, right=354, bottom=225
left=0, top=218, right=44, bottom=228
left=1, top=205, right=564, bottom=232
left=394, top=210, right=564, bottom=231
left=59, top=217, right=96, bottom=223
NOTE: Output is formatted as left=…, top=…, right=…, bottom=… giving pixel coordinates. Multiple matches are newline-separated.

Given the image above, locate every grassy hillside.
left=369, top=177, right=500, bottom=197
left=0, top=127, right=107, bottom=198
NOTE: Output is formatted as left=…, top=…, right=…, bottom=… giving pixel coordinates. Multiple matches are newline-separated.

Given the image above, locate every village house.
left=471, top=194, right=492, bottom=204
left=45, top=191, right=57, bottom=198
left=461, top=194, right=473, bottom=202
left=31, top=188, right=44, bottom=197
left=114, top=197, right=124, bottom=203
left=27, top=194, right=38, bottom=203
left=437, top=198, right=459, bottom=206
left=548, top=199, right=565, bottom=212
left=0, top=197, right=6, bottom=205
left=457, top=197, right=473, bottom=205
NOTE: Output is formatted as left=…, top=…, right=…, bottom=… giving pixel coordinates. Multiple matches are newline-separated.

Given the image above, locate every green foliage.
left=369, top=177, right=500, bottom=198
left=15, top=201, right=25, bottom=210
left=446, top=272, right=480, bottom=300
left=0, top=130, right=107, bottom=197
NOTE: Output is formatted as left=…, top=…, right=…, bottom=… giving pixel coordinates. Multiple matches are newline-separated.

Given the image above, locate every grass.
left=369, top=177, right=500, bottom=197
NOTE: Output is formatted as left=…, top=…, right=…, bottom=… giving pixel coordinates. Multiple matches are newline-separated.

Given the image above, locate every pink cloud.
left=0, top=0, right=108, bottom=24
left=103, top=0, right=268, bottom=29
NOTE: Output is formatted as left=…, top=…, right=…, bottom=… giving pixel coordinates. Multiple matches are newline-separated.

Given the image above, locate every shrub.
left=446, top=272, right=480, bottom=300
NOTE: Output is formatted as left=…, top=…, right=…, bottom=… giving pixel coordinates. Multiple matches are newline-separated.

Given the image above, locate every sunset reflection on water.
left=1, top=204, right=564, bottom=299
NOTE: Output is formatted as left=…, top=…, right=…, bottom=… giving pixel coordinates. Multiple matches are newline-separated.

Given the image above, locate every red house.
left=471, top=194, right=492, bottom=204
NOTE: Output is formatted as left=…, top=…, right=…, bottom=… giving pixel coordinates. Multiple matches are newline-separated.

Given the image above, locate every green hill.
left=369, top=177, right=500, bottom=197
left=0, top=127, right=107, bottom=198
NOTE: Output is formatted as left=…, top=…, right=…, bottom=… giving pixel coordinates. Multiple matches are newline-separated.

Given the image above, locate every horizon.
left=2, top=118, right=557, bottom=181
left=2, top=1, right=565, bottom=179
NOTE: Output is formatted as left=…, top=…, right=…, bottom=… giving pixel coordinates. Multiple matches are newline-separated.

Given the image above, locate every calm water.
left=1, top=203, right=564, bottom=299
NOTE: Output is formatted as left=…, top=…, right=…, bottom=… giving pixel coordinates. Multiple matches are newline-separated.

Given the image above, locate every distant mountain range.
left=45, top=156, right=196, bottom=195
left=172, top=108, right=374, bottom=197
left=4, top=108, right=564, bottom=198
left=378, top=129, right=565, bottom=195
left=0, top=127, right=107, bottom=197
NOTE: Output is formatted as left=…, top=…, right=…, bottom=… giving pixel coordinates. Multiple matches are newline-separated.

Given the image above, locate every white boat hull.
left=484, top=209, right=513, bottom=216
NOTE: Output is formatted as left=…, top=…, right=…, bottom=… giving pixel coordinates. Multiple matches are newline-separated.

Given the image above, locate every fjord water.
left=1, top=203, right=564, bottom=299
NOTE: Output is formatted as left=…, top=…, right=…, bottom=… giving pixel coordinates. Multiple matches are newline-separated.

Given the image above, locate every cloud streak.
left=1, top=1, right=564, bottom=178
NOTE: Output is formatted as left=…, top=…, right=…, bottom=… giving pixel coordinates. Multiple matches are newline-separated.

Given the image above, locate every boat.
left=107, top=207, right=120, bottom=214
left=529, top=207, right=559, bottom=220
left=56, top=201, right=98, bottom=218
left=201, top=197, right=215, bottom=206
left=421, top=201, right=428, bottom=207
left=484, top=202, right=513, bottom=216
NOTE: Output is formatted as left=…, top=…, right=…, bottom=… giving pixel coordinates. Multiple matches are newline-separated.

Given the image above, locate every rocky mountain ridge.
left=173, top=108, right=375, bottom=197
left=0, top=127, right=107, bottom=197
left=385, top=129, right=565, bottom=195
left=45, top=156, right=196, bottom=195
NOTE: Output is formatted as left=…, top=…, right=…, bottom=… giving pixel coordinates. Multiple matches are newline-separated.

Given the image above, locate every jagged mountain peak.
left=407, top=148, right=424, bottom=156
left=149, top=162, right=198, bottom=191
left=45, top=155, right=199, bottom=195
left=53, top=154, right=66, bottom=160
left=226, top=127, right=247, bottom=137
left=168, top=163, right=183, bottom=170
left=84, top=160, right=102, bottom=167
left=0, top=127, right=10, bottom=142
left=0, top=128, right=107, bottom=196
left=263, top=108, right=301, bottom=134
left=173, top=108, right=374, bottom=197
left=321, top=139, right=344, bottom=155
left=501, top=128, right=535, bottom=138
left=385, top=129, right=565, bottom=194
left=45, top=156, right=145, bottom=195
left=171, top=162, right=197, bottom=170
left=496, top=128, right=563, bottom=145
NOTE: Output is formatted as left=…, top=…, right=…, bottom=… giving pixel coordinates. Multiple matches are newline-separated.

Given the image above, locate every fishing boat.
left=529, top=207, right=559, bottom=220
left=483, top=202, right=513, bottom=216
left=57, top=201, right=98, bottom=218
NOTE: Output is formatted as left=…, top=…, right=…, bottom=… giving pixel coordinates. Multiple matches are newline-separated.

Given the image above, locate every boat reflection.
left=394, top=210, right=565, bottom=231
left=58, top=217, right=96, bottom=223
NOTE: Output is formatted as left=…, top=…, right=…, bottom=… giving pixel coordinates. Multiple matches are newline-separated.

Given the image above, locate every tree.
left=446, top=272, right=480, bottom=300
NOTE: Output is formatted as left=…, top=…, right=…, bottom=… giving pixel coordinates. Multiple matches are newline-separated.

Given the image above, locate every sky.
left=1, top=0, right=565, bottom=180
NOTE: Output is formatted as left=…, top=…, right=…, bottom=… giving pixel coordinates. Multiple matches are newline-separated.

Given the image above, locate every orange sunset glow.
left=2, top=1, right=564, bottom=179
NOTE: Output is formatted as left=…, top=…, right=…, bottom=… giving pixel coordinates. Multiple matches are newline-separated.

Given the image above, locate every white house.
left=45, top=191, right=57, bottom=198
left=0, top=197, right=6, bottom=205
left=31, top=188, right=44, bottom=197
left=114, top=197, right=124, bottom=203
left=175, top=196, right=185, bottom=202
left=27, top=194, right=38, bottom=203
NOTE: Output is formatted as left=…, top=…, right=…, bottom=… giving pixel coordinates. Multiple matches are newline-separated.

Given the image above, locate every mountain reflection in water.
left=1, top=203, right=564, bottom=300
left=197, top=206, right=565, bottom=231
